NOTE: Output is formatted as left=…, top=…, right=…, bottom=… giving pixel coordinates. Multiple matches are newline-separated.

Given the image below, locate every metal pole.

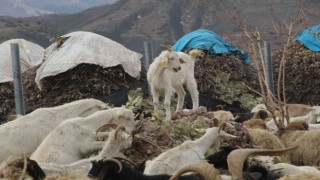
left=144, top=41, right=152, bottom=96
left=263, top=41, right=274, bottom=94
left=11, top=43, right=25, bottom=115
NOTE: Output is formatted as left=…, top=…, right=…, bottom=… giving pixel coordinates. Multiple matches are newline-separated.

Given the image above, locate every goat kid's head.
left=88, top=158, right=122, bottom=179
left=160, top=47, right=186, bottom=73
left=96, top=124, right=133, bottom=149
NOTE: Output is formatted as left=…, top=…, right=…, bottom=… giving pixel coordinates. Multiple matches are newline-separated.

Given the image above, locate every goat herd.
left=0, top=48, right=320, bottom=180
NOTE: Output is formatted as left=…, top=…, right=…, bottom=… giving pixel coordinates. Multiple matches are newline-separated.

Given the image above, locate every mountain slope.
left=0, top=0, right=319, bottom=54
left=0, top=0, right=116, bottom=17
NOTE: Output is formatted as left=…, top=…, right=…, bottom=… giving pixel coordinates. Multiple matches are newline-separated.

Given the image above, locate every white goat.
left=251, top=103, right=313, bottom=120
left=39, top=126, right=133, bottom=177
left=0, top=98, right=107, bottom=163
left=266, top=106, right=320, bottom=133
left=143, top=126, right=235, bottom=175
left=269, top=163, right=320, bottom=178
left=31, top=107, right=135, bottom=164
left=147, top=48, right=203, bottom=121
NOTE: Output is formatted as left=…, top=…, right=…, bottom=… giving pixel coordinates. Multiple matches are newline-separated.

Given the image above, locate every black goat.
left=26, top=158, right=46, bottom=180
left=234, top=110, right=269, bottom=123
left=88, top=158, right=204, bottom=180
left=2, top=156, right=46, bottom=180
left=205, top=146, right=238, bottom=170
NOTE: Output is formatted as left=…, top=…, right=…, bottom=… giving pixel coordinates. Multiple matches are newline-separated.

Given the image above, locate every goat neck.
left=194, top=127, right=221, bottom=154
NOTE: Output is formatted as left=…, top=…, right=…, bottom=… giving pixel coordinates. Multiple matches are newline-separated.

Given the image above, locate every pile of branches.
left=0, top=64, right=145, bottom=122
left=272, top=42, right=320, bottom=105
left=124, top=89, right=256, bottom=169
left=194, top=53, right=260, bottom=97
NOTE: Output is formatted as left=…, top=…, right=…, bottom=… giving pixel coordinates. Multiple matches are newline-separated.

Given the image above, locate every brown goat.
left=243, top=119, right=268, bottom=130
left=280, top=120, right=320, bottom=166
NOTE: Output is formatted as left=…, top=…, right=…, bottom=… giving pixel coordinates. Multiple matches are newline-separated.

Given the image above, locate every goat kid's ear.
left=179, top=58, right=186, bottom=64
left=160, top=59, right=168, bottom=67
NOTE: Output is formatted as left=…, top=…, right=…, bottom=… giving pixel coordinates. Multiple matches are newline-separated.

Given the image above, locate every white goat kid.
left=147, top=47, right=202, bottom=121
left=31, top=107, right=135, bottom=164
left=0, top=98, right=107, bottom=163
left=143, top=126, right=235, bottom=175
left=39, top=126, right=132, bottom=177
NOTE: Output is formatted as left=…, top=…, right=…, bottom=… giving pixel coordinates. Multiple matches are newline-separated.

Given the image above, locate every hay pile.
left=272, top=42, right=320, bottom=104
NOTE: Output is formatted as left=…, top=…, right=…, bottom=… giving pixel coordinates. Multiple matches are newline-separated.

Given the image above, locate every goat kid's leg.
left=174, top=85, right=186, bottom=112
left=164, top=90, right=173, bottom=121
left=151, top=86, right=160, bottom=111
left=186, top=79, right=199, bottom=109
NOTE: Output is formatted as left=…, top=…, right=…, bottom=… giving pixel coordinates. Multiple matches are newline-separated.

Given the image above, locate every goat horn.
left=114, top=126, right=126, bottom=140
left=169, top=160, right=222, bottom=180
left=104, top=158, right=123, bottom=173
left=113, top=157, right=137, bottom=168
left=227, top=145, right=298, bottom=179
left=96, top=123, right=118, bottom=135
left=160, top=44, right=174, bottom=51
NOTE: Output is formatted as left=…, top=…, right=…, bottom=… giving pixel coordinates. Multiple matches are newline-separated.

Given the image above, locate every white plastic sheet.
left=35, top=31, right=143, bottom=89
left=0, top=39, right=44, bottom=83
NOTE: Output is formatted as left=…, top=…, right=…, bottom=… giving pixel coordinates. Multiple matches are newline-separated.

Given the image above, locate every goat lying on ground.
left=234, top=110, right=270, bottom=123
left=227, top=146, right=298, bottom=179
left=0, top=98, right=107, bottom=163
left=274, top=104, right=313, bottom=118
left=246, top=128, right=291, bottom=165
left=267, top=162, right=320, bottom=179
left=31, top=107, right=135, bottom=164
left=205, top=146, right=238, bottom=170
left=279, top=171, right=320, bottom=180
left=143, top=125, right=235, bottom=175
left=37, top=125, right=133, bottom=177
left=266, top=106, right=320, bottom=133
left=147, top=46, right=204, bottom=121
left=251, top=103, right=312, bottom=118
left=0, top=126, right=130, bottom=178
left=209, top=110, right=234, bottom=123
left=88, top=158, right=220, bottom=180
left=280, top=120, right=320, bottom=166
left=0, top=156, right=46, bottom=180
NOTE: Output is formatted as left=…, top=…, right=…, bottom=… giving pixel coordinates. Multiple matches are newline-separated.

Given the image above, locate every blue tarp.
left=173, top=29, right=251, bottom=64
left=296, top=24, right=320, bottom=52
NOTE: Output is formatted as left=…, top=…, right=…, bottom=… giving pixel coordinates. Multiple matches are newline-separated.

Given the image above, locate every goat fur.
left=268, top=163, right=320, bottom=179
left=147, top=49, right=203, bottom=121
left=143, top=126, right=234, bottom=175
left=280, top=120, right=320, bottom=166
left=38, top=127, right=132, bottom=177
left=0, top=98, right=107, bottom=163
left=31, top=107, right=134, bottom=164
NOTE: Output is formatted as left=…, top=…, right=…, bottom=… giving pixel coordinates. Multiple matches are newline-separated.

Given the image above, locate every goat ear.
left=179, top=58, right=186, bottom=64
left=160, top=59, right=168, bottom=67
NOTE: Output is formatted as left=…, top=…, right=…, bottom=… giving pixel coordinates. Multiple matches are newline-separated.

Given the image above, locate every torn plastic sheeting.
left=35, top=31, right=143, bottom=89
left=296, top=24, right=320, bottom=52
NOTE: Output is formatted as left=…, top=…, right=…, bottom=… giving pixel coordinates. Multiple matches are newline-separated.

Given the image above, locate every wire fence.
left=1, top=43, right=319, bottom=122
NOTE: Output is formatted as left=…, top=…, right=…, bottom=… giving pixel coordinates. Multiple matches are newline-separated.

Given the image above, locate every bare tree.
left=201, top=0, right=309, bottom=129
